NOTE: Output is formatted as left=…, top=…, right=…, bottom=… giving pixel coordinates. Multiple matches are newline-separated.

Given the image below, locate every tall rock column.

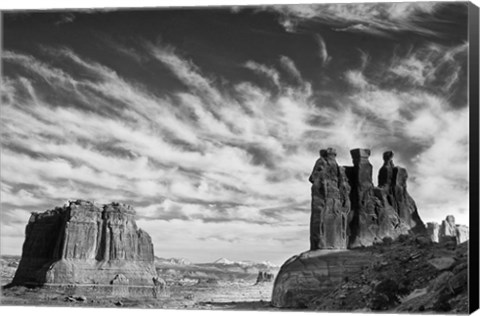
left=345, top=149, right=380, bottom=247
left=378, top=151, right=395, bottom=190
left=309, top=148, right=350, bottom=250
left=392, top=167, right=424, bottom=231
left=378, top=151, right=425, bottom=232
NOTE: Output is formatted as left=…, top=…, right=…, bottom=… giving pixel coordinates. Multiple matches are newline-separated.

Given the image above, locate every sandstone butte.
left=272, top=148, right=429, bottom=308
left=427, top=215, right=469, bottom=244
left=11, top=200, right=158, bottom=287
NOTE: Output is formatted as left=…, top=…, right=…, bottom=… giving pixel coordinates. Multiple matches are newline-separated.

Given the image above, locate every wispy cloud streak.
left=267, top=2, right=445, bottom=37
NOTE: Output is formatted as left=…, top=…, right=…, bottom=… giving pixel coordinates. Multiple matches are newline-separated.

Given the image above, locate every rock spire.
left=309, top=148, right=425, bottom=249
left=309, top=148, right=351, bottom=250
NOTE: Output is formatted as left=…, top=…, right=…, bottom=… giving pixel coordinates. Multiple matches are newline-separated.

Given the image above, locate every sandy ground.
left=1, top=255, right=279, bottom=310
left=1, top=281, right=278, bottom=310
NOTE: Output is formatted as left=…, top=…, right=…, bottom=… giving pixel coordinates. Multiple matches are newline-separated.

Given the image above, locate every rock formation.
left=12, top=200, right=157, bottom=286
left=152, top=276, right=168, bottom=298
left=272, top=148, right=427, bottom=308
left=255, top=271, right=274, bottom=284
left=346, top=149, right=425, bottom=247
left=271, top=250, right=372, bottom=307
left=346, top=148, right=394, bottom=247
left=427, top=222, right=440, bottom=243
left=455, top=225, right=469, bottom=243
left=439, top=215, right=457, bottom=242
left=427, top=215, right=469, bottom=244
left=309, top=148, right=350, bottom=249
left=307, top=148, right=425, bottom=249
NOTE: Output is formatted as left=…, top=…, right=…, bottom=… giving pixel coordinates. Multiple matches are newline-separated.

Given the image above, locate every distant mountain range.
left=213, top=258, right=279, bottom=268
left=155, top=256, right=279, bottom=268
left=155, top=257, right=192, bottom=265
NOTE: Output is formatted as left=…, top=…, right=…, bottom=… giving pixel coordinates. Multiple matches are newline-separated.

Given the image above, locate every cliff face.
left=309, top=148, right=351, bottom=250
left=12, top=200, right=156, bottom=286
left=308, top=148, right=425, bottom=249
left=346, top=149, right=425, bottom=248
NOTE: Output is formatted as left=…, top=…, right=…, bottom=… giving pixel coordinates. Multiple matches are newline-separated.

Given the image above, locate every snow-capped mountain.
left=259, top=260, right=279, bottom=268
left=155, top=257, right=191, bottom=265
left=213, top=258, right=279, bottom=268
left=213, top=257, right=235, bottom=265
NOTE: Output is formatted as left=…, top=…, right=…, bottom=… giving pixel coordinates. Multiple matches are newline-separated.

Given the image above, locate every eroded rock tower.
left=309, top=148, right=425, bottom=249
left=12, top=200, right=157, bottom=286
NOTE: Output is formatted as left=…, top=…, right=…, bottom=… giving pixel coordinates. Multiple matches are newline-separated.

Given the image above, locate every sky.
left=0, top=1, right=471, bottom=264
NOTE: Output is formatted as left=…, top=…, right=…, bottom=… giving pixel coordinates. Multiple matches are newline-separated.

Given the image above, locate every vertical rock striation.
left=345, top=148, right=388, bottom=247
left=307, top=148, right=426, bottom=249
left=12, top=200, right=156, bottom=286
left=309, top=148, right=351, bottom=250
left=346, top=149, right=425, bottom=248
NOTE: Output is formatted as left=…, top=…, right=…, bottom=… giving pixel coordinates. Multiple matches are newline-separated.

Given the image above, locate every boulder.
left=428, top=257, right=456, bottom=271
left=309, top=148, right=351, bottom=250
left=12, top=200, right=157, bottom=286
left=111, top=274, right=129, bottom=285
left=271, top=249, right=371, bottom=308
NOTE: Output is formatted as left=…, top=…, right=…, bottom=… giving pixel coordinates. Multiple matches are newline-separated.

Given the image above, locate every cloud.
left=147, top=43, right=222, bottom=104
left=335, top=44, right=469, bottom=226
left=55, top=13, right=76, bottom=26
left=314, top=34, right=331, bottom=65
left=244, top=60, right=281, bottom=88
left=344, top=70, right=371, bottom=89
left=2, top=44, right=317, bottom=260
left=267, top=2, right=445, bottom=37
left=387, top=42, right=468, bottom=94
left=333, top=23, right=388, bottom=37
left=279, top=56, right=301, bottom=81
left=1, top=184, right=46, bottom=207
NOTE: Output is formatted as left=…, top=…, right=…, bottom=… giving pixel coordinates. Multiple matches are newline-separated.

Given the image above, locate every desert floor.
left=1, top=281, right=278, bottom=310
